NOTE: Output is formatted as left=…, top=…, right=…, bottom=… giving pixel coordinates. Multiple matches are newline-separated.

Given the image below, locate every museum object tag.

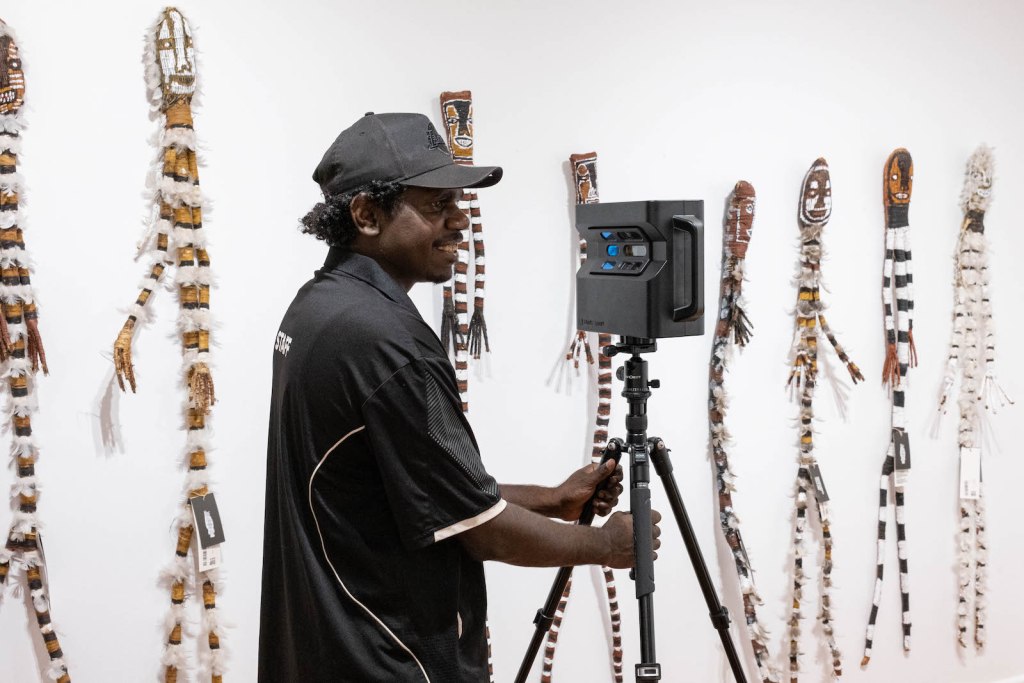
left=190, top=492, right=226, bottom=572
left=892, top=427, right=911, bottom=488
left=808, top=464, right=830, bottom=503
left=959, top=447, right=982, bottom=500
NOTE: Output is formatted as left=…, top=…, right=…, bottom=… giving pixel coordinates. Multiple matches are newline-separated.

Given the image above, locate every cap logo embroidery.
left=425, top=125, right=448, bottom=152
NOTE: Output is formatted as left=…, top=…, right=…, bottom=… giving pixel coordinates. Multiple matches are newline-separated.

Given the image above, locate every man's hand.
left=600, top=509, right=663, bottom=569
left=458, top=503, right=662, bottom=569
left=554, top=459, right=624, bottom=522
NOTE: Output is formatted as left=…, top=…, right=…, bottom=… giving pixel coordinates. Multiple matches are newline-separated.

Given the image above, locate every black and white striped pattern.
left=863, top=155, right=914, bottom=666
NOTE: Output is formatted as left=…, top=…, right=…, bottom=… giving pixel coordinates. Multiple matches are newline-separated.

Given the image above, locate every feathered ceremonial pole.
left=938, top=145, right=1012, bottom=652
left=785, top=158, right=863, bottom=682
left=112, top=9, right=226, bottom=682
left=708, top=181, right=778, bottom=683
left=0, top=19, right=71, bottom=683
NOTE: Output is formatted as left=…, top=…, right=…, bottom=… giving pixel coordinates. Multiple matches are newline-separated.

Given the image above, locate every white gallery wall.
left=0, top=0, right=1022, bottom=681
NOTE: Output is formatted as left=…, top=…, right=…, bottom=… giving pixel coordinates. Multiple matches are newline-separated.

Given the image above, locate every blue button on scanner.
left=607, top=245, right=620, bottom=256
left=601, top=231, right=614, bottom=239
left=601, top=261, right=614, bottom=270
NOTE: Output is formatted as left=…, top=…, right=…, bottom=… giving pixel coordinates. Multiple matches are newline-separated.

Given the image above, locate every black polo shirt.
left=259, top=249, right=505, bottom=682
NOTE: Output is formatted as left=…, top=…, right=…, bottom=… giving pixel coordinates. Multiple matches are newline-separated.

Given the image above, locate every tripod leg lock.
left=532, top=608, right=554, bottom=631
left=648, top=437, right=673, bottom=476
left=636, top=663, right=662, bottom=681
left=709, top=606, right=732, bottom=632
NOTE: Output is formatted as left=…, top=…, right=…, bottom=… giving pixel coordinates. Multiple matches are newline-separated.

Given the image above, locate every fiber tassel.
left=0, top=310, right=10, bottom=360
left=882, top=342, right=899, bottom=387
left=564, top=330, right=593, bottom=370
left=440, top=286, right=461, bottom=357
left=25, top=316, right=46, bottom=375
left=114, top=319, right=137, bottom=392
left=728, top=297, right=753, bottom=348
left=467, top=305, right=489, bottom=359
left=907, top=329, right=918, bottom=368
left=188, top=362, right=215, bottom=414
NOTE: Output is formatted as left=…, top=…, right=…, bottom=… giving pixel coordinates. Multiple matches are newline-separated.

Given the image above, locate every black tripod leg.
left=649, top=438, right=748, bottom=683
left=514, top=441, right=624, bottom=683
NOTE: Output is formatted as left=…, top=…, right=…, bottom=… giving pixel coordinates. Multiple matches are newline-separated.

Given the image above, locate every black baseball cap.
left=312, top=112, right=503, bottom=196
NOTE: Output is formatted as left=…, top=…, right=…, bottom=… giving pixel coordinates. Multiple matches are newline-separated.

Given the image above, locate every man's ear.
left=350, top=193, right=380, bottom=237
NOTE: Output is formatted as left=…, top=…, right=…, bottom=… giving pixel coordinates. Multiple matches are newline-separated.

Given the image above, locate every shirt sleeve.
left=361, top=357, right=504, bottom=550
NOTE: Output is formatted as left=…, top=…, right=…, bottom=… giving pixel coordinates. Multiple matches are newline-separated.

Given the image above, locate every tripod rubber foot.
left=636, top=663, right=662, bottom=681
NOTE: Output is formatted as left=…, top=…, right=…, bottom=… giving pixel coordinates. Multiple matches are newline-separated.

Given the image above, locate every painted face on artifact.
left=440, top=91, right=473, bottom=162
left=726, top=180, right=755, bottom=258
left=569, top=152, right=599, bottom=204
left=962, top=145, right=994, bottom=213
left=884, top=149, right=913, bottom=206
left=799, top=158, right=831, bottom=225
left=156, top=8, right=196, bottom=103
left=0, top=34, right=25, bottom=115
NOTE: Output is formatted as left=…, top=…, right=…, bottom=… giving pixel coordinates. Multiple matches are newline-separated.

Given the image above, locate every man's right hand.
left=601, top=509, right=663, bottom=569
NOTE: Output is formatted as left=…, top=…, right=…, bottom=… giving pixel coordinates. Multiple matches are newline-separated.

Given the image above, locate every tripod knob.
left=649, top=379, right=660, bottom=389
left=616, top=367, right=625, bottom=381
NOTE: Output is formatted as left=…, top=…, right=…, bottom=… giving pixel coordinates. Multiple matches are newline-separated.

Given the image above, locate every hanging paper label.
left=892, top=428, right=911, bottom=488
left=959, top=447, right=982, bottom=500
left=190, top=493, right=225, bottom=572
left=808, top=464, right=830, bottom=503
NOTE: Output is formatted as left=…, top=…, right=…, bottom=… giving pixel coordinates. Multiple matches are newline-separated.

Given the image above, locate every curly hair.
left=300, top=180, right=405, bottom=249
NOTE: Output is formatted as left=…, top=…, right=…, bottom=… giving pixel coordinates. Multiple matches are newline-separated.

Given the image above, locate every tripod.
left=516, top=336, right=747, bottom=683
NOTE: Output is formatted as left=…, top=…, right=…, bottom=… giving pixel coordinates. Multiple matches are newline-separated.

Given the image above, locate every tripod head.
left=603, top=336, right=661, bottom=438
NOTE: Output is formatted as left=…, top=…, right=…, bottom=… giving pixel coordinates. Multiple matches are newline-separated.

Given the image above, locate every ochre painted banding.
left=202, top=580, right=216, bottom=608
left=179, top=287, right=199, bottom=306
left=177, top=246, right=195, bottom=264
left=163, top=147, right=177, bottom=175
left=175, top=525, right=193, bottom=556
left=187, top=408, right=206, bottom=430
left=165, top=101, right=194, bottom=129
left=171, top=580, right=185, bottom=604
left=168, top=624, right=182, bottom=645
left=189, top=449, right=207, bottom=469
left=173, top=206, right=193, bottom=225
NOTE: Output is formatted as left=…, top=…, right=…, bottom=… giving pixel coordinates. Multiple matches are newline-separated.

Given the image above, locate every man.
left=259, top=112, right=659, bottom=681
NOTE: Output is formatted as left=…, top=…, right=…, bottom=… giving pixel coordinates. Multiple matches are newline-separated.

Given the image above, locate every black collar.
left=322, top=248, right=419, bottom=315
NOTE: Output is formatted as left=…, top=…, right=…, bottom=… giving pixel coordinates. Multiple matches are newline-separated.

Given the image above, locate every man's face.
left=372, top=187, right=468, bottom=290
left=0, top=34, right=25, bottom=115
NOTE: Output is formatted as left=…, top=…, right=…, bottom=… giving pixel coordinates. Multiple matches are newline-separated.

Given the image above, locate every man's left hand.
left=554, top=459, right=624, bottom=522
